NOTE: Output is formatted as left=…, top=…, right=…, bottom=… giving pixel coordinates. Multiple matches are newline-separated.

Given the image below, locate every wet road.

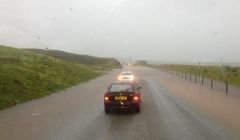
left=0, top=66, right=235, bottom=140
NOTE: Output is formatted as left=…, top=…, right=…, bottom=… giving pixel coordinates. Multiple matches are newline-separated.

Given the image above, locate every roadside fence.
left=163, top=70, right=240, bottom=96
left=0, top=54, right=65, bottom=64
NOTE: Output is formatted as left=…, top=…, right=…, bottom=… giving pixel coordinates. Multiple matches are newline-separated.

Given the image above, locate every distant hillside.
left=0, top=45, right=100, bottom=109
left=25, top=49, right=122, bottom=69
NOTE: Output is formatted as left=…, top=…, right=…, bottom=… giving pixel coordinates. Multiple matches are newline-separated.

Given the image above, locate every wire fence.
left=164, top=70, right=240, bottom=96
left=0, top=55, right=108, bottom=71
left=0, top=54, right=66, bottom=64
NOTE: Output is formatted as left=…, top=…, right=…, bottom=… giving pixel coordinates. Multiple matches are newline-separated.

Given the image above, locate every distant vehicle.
left=118, top=71, right=135, bottom=81
left=104, top=82, right=142, bottom=113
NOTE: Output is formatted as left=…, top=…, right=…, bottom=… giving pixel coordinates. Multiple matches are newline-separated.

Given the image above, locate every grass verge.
left=147, top=64, right=240, bottom=87
left=0, top=45, right=103, bottom=110
left=0, top=60, right=100, bottom=110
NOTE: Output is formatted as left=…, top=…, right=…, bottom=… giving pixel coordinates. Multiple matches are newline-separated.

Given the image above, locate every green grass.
left=0, top=45, right=102, bottom=110
left=25, top=49, right=123, bottom=70
left=148, top=64, right=240, bottom=86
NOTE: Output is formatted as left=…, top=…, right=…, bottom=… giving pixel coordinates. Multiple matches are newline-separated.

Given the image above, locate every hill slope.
left=25, top=49, right=122, bottom=69
left=0, top=45, right=100, bottom=109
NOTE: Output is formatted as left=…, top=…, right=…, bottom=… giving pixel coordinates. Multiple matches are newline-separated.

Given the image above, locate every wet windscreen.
left=0, top=0, right=240, bottom=140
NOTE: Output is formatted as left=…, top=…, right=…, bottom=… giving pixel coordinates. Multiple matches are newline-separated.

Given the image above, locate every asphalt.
left=0, top=66, right=236, bottom=140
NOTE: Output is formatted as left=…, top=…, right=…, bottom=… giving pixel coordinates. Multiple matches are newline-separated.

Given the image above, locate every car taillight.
left=104, top=96, right=109, bottom=101
left=104, top=94, right=110, bottom=101
left=133, top=94, right=140, bottom=102
left=133, top=96, right=139, bottom=101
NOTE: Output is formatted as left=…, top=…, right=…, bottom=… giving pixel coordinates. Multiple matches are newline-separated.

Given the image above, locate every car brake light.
left=104, top=96, right=109, bottom=101
left=133, top=96, right=139, bottom=101
left=132, top=93, right=139, bottom=101
left=104, top=94, right=110, bottom=101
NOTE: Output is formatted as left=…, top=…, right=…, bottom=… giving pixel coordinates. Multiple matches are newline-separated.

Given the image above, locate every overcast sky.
left=0, top=0, right=240, bottom=62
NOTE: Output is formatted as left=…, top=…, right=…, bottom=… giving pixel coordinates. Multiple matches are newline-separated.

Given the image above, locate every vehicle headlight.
left=118, top=76, right=122, bottom=80
left=130, top=76, right=134, bottom=80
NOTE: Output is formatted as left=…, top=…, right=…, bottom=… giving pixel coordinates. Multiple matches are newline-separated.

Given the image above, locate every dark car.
left=104, top=82, right=142, bottom=113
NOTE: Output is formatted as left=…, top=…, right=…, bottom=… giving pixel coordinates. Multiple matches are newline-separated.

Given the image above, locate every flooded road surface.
left=0, top=66, right=237, bottom=140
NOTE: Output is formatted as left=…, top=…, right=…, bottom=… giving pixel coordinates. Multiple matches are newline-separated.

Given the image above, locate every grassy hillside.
left=25, top=49, right=122, bottom=70
left=0, top=45, right=100, bottom=109
left=150, top=64, right=240, bottom=86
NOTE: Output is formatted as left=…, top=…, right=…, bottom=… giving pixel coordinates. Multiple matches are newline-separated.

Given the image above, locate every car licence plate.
left=115, top=96, right=127, bottom=100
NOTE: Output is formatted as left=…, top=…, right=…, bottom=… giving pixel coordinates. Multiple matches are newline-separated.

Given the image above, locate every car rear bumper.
left=104, top=101, right=140, bottom=110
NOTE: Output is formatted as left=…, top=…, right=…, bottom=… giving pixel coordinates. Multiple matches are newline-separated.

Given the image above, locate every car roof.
left=110, top=81, right=137, bottom=86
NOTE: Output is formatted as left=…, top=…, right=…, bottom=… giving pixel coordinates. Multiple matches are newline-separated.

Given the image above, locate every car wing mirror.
left=137, top=86, right=143, bottom=90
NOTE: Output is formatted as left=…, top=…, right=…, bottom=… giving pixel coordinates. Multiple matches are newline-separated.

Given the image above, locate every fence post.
left=195, top=75, right=197, bottom=83
left=17, top=54, right=20, bottom=62
left=226, top=81, right=229, bottom=95
left=190, top=74, right=192, bottom=81
left=211, top=79, right=213, bottom=89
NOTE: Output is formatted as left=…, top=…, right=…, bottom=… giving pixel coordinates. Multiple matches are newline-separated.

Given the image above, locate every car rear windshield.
left=109, top=84, right=133, bottom=92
